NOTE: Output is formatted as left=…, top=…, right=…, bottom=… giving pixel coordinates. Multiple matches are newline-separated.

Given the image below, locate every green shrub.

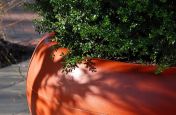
left=28, top=0, right=176, bottom=73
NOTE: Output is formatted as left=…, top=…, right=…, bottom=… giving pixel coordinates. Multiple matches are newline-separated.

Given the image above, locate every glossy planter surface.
left=26, top=33, right=176, bottom=115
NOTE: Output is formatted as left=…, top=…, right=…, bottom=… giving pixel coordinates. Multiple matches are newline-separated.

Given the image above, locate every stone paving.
left=0, top=61, right=29, bottom=115
left=1, top=0, right=40, bottom=44
left=0, top=0, right=40, bottom=114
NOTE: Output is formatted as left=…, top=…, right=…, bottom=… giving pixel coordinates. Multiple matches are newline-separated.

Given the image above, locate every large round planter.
left=26, top=33, right=176, bottom=115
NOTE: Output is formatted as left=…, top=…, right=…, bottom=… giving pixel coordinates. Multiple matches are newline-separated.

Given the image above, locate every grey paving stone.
left=1, top=0, right=40, bottom=43
left=0, top=69, right=29, bottom=114
left=0, top=0, right=39, bottom=114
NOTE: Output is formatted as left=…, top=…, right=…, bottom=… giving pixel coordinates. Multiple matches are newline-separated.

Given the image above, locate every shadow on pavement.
left=0, top=38, right=34, bottom=68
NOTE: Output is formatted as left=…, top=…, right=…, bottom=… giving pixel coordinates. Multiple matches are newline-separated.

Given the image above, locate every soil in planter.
left=0, top=38, right=34, bottom=68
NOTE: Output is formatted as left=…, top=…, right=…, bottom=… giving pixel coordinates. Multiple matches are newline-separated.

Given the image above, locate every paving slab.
left=1, top=0, right=40, bottom=44
left=0, top=0, right=40, bottom=115
left=0, top=60, right=30, bottom=115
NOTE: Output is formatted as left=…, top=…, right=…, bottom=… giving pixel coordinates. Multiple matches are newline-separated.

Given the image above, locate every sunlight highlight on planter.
left=26, top=33, right=176, bottom=115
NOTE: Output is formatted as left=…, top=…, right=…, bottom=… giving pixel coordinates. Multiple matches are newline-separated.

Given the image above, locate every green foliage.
left=28, top=0, right=176, bottom=73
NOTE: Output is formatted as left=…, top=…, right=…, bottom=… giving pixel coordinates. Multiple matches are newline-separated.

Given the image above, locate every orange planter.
left=26, top=33, right=176, bottom=115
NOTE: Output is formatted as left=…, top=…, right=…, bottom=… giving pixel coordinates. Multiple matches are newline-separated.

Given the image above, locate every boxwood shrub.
left=28, top=0, right=176, bottom=73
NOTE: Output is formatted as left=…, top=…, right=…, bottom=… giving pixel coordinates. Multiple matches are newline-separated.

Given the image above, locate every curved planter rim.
left=26, top=33, right=176, bottom=115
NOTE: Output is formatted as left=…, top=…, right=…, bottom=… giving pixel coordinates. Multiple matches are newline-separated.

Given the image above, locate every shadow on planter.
left=26, top=33, right=176, bottom=115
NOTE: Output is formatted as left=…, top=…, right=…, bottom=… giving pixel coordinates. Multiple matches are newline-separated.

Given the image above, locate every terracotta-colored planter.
left=26, top=33, right=176, bottom=115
